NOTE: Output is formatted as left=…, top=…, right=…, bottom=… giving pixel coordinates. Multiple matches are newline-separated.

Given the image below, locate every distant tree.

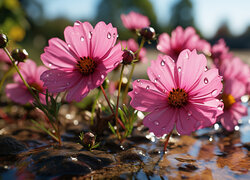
left=168, top=0, right=195, bottom=30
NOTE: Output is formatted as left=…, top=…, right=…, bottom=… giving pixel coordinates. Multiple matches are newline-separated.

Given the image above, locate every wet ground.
left=0, top=100, right=249, bottom=180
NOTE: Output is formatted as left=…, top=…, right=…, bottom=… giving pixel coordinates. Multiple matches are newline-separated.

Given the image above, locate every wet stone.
left=178, top=163, right=199, bottom=172
left=117, top=148, right=147, bottom=163
left=0, top=136, right=27, bottom=156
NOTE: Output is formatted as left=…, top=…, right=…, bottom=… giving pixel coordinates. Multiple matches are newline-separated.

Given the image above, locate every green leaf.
left=118, top=108, right=126, bottom=124
left=108, top=122, right=116, bottom=135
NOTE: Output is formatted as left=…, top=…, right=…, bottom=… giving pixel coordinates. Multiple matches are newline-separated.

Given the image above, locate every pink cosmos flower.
left=211, top=39, right=233, bottom=67
left=129, top=49, right=223, bottom=136
left=0, top=49, right=11, bottom=64
left=120, top=38, right=147, bottom=63
left=5, top=60, right=47, bottom=104
left=218, top=79, right=247, bottom=131
left=219, top=57, right=250, bottom=94
left=157, top=26, right=211, bottom=61
left=121, top=11, right=150, bottom=31
left=40, top=21, right=123, bottom=102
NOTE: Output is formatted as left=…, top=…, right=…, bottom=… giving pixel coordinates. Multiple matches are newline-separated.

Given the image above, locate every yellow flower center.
left=76, top=57, right=96, bottom=75
left=222, top=93, right=236, bottom=110
left=168, top=88, right=188, bottom=108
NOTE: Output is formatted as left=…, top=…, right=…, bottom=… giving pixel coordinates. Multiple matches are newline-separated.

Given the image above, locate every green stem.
left=100, top=85, right=125, bottom=130
left=0, top=66, right=14, bottom=92
left=116, top=64, right=125, bottom=118
left=91, top=89, right=101, bottom=125
left=3, top=48, right=62, bottom=145
left=122, top=38, right=145, bottom=104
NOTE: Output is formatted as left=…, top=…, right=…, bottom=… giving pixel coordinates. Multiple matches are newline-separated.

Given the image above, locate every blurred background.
left=1, top=0, right=250, bottom=61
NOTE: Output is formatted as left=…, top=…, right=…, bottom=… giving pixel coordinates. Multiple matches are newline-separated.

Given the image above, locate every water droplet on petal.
left=113, top=33, right=116, bottom=38
left=48, top=63, right=52, bottom=67
left=113, top=61, right=120, bottom=67
left=217, top=104, right=223, bottom=110
left=161, top=60, right=165, bottom=66
left=135, top=91, right=138, bottom=94
left=74, top=21, right=81, bottom=26
left=89, top=31, right=92, bottom=39
left=137, top=79, right=140, bottom=83
left=178, top=67, right=181, bottom=72
left=204, top=66, right=208, bottom=72
left=67, top=44, right=71, bottom=48
left=154, top=78, right=158, bottom=83
left=80, top=36, right=84, bottom=42
left=204, top=77, right=208, bottom=84
left=107, top=32, right=111, bottom=39
left=187, top=111, right=192, bottom=116
left=211, top=89, right=218, bottom=97
left=158, top=74, right=161, bottom=78
left=101, top=74, right=105, bottom=79
left=154, top=121, right=159, bottom=126
left=163, top=89, right=167, bottom=93
left=146, top=85, right=150, bottom=90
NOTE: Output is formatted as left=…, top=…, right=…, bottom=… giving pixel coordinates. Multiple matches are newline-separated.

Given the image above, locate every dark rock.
left=178, top=163, right=198, bottom=172
left=0, top=136, right=27, bottom=156
left=117, top=148, right=147, bottom=163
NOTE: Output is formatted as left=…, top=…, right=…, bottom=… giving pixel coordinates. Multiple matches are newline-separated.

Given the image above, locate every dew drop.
left=89, top=31, right=92, bottom=39
left=204, top=77, right=208, bottom=84
left=113, top=33, right=116, bottom=38
left=158, top=74, right=161, bottom=78
left=204, top=66, right=208, bottom=72
left=211, top=89, right=218, bottom=97
left=107, top=32, right=111, bottom=39
left=154, top=121, right=159, bottom=126
left=67, top=44, right=71, bottom=48
left=80, top=36, right=84, bottom=42
left=101, top=74, right=105, bottom=79
left=178, top=67, right=181, bottom=72
left=74, top=21, right=81, bottom=26
left=154, top=78, right=158, bottom=83
left=146, top=85, right=150, bottom=90
left=113, top=61, right=120, bottom=67
left=217, top=104, right=223, bottom=110
left=48, top=63, right=52, bottom=67
left=137, top=79, right=140, bottom=83
left=161, top=60, right=165, bottom=66
left=163, top=89, right=167, bottom=93
left=187, top=111, right=192, bottom=116
left=135, top=91, right=138, bottom=94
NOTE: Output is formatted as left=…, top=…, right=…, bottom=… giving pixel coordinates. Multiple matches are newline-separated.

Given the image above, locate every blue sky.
left=41, top=0, right=250, bottom=38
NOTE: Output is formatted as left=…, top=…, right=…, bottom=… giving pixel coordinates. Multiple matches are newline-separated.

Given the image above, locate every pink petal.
left=100, top=43, right=123, bottom=72
left=157, top=33, right=171, bottom=54
left=189, top=68, right=223, bottom=99
left=41, top=69, right=82, bottom=93
left=64, top=22, right=93, bottom=58
left=147, top=54, right=177, bottom=92
left=177, top=49, right=207, bottom=91
left=88, top=69, right=107, bottom=90
left=187, top=99, right=224, bottom=129
left=143, top=107, right=177, bottom=137
left=90, top=22, right=118, bottom=60
left=176, top=108, right=199, bottom=135
left=219, top=111, right=236, bottom=131
left=5, top=83, right=33, bottom=104
left=129, top=79, right=167, bottom=112
left=224, top=79, right=246, bottom=99
left=66, top=77, right=89, bottom=102
left=231, top=103, right=248, bottom=120
left=41, top=38, right=78, bottom=69
left=15, top=60, right=37, bottom=83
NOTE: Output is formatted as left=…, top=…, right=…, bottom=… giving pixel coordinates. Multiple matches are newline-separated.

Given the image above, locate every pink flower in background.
left=121, top=11, right=150, bottom=31
left=0, top=49, right=11, bottom=64
left=120, top=38, right=147, bottom=63
left=219, top=57, right=250, bottom=94
left=157, top=26, right=211, bottom=61
left=218, top=79, right=247, bottom=131
left=211, top=39, right=233, bottom=67
left=129, top=49, right=223, bottom=136
left=41, top=21, right=123, bottom=102
left=5, top=60, right=47, bottom=104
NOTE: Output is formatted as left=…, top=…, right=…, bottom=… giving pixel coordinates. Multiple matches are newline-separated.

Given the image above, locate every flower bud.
left=83, top=132, right=95, bottom=147
left=0, top=33, right=8, bottom=48
left=139, top=27, right=156, bottom=41
left=122, top=49, right=135, bottom=65
left=11, top=48, right=28, bottom=62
